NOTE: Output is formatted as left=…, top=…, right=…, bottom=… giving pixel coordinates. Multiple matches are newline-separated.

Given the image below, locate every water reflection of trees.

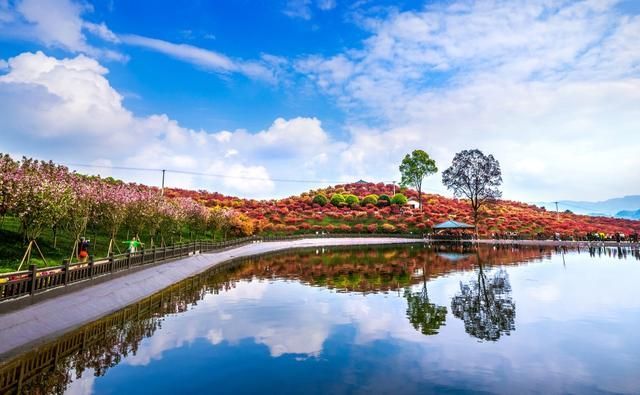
left=237, top=244, right=553, bottom=293
left=1, top=269, right=237, bottom=395
left=1, top=244, right=548, bottom=394
left=404, top=259, right=447, bottom=335
left=586, top=246, right=640, bottom=260
left=450, top=259, right=515, bottom=342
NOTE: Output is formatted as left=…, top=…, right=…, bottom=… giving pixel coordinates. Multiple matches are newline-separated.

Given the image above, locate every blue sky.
left=0, top=0, right=639, bottom=201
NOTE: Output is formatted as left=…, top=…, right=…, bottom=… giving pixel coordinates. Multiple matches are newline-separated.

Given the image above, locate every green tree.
left=312, top=194, right=328, bottom=206
left=390, top=193, right=408, bottom=205
left=344, top=194, right=359, bottom=207
left=442, top=149, right=502, bottom=232
left=378, top=194, right=391, bottom=206
left=399, top=150, right=437, bottom=209
left=330, top=193, right=346, bottom=206
left=361, top=194, right=378, bottom=206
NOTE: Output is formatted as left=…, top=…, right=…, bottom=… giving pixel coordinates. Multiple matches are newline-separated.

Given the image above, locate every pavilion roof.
left=432, top=220, right=474, bottom=229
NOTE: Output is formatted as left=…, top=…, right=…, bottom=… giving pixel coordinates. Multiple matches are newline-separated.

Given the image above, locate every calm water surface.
left=4, top=244, right=640, bottom=394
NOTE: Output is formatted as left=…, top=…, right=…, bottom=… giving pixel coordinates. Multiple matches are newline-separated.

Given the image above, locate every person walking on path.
left=123, top=237, right=142, bottom=253
left=78, top=237, right=90, bottom=263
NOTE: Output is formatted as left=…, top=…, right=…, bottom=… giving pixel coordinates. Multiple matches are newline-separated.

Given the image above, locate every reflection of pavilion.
left=436, top=252, right=475, bottom=261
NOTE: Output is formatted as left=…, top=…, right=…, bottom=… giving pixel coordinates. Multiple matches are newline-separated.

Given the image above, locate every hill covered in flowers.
left=166, top=182, right=640, bottom=239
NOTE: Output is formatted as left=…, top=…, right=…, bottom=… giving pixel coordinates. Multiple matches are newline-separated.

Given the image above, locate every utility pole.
left=161, top=169, right=166, bottom=196
left=555, top=201, right=559, bottom=221
left=392, top=181, right=396, bottom=195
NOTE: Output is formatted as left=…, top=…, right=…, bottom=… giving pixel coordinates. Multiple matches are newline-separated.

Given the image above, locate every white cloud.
left=0, top=0, right=14, bottom=23
left=1, top=0, right=125, bottom=61
left=83, top=21, right=120, bottom=43
left=0, top=51, right=340, bottom=198
left=119, top=34, right=277, bottom=81
left=298, top=0, right=640, bottom=201
left=224, top=149, right=239, bottom=158
left=222, top=164, right=275, bottom=194
left=3, top=1, right=639, bottom=201
left=16, top=0, right=90, bottom=51
left=284, top=0, right=312, bottom=20
left=64, top=368, right=96, bottom=395
left=317, top=0, right=336, bottom=11
left=283, top=0, right=337, bottom=20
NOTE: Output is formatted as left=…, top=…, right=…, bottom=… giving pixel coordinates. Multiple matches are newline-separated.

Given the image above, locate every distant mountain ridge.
left=617, top=209, right=640, bottom=220
left=537, top=195, right=640, bottom=218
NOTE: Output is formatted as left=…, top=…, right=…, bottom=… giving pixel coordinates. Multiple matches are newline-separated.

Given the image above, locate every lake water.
left=2, top=244, right=640, bottom=394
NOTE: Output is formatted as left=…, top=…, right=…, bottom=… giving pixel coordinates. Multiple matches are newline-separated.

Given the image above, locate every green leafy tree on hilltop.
left=399, top=150, right=437, bottom=209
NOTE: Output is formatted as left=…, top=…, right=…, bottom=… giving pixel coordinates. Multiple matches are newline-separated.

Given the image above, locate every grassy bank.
left=0, top=216, right=221, bottom=273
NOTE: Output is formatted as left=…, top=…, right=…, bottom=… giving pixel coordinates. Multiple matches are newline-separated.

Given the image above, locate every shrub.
left=381, top=223, right=396, bottom=233
left=361, top=194, right=379, bottom=206
left=367, top=224, right=378, bottom=233
left=390, top=193, right=408, bottom=205
left=313, top=194, right=328, bottom=206
left=378, top=194, right=391, bottom=206
left=330, top=193, right=346, bottom=206
left=344, top=194, right=359, bottom=206
left=338, top=224, right=351, bottom=232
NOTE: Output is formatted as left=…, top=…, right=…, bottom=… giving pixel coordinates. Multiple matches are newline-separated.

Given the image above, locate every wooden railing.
left=0, top=266, right=228, bottom=394
left=0, top=233, right=425, bottom=303
left=0, top=236, right=260, bottom=302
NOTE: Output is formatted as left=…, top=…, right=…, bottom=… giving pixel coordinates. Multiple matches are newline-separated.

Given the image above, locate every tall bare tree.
left=442, top=149, right=502, bottom=233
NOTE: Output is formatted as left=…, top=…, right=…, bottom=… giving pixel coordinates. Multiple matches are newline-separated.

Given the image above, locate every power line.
left=57, top=161, right=447, bottom=194
left=62, top=162, right=415, bottom=187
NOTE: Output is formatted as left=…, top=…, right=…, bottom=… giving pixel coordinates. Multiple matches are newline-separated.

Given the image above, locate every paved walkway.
left=0, top=237, right=419, bottom=360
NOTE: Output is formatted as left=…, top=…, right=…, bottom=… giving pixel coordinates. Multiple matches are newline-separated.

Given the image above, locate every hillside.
left=166, top=182, right=640, bottom=238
